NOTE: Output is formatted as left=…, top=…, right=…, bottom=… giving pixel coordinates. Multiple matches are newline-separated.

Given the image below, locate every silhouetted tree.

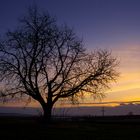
left=0, top=7, right=118, bottom=121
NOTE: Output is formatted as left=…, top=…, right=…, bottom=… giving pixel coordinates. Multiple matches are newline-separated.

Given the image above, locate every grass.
left=1, top=116, right=140, bottom=140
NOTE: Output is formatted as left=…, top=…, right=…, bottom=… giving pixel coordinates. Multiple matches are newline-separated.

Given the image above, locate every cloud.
left=100, top=44, right=140, bottom=103
left=112, top=44, right=140, bottom=72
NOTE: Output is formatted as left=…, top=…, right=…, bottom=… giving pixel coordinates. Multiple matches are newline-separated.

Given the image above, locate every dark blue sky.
left=1, top=0, right=140, bottom=48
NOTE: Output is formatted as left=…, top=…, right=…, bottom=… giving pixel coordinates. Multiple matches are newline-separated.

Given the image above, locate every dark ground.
left=1, top=115, right=140, bottom=140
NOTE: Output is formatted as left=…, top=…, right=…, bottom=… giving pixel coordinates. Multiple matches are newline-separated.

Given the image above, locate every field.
left=1, top=116, right=140, bottom=140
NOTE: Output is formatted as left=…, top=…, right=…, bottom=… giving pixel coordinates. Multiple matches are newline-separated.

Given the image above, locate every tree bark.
left=40, top=101, right=53, bottom=123
left=43, top=104, right=53, bottom=122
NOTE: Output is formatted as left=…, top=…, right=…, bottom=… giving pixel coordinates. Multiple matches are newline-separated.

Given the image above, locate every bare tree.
left=0, top=7, right=118, bottom=121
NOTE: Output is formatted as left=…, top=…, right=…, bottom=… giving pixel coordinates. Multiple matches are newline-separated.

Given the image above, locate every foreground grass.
left=1, top=116, right=140, bottom=140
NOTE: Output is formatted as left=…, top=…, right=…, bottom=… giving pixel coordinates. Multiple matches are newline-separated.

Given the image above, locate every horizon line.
left=77, top=100, right=140, bottom=105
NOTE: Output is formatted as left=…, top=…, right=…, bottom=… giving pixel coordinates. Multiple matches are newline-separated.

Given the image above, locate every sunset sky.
left=1, top=0, right=140, bottom=106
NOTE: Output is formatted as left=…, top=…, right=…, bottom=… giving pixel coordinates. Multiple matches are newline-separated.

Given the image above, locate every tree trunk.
left=41, top=102, right=53, bottom=123
left=37, top=89, right=53, bottom=123
left=44, top=104, right=52, bottom=122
